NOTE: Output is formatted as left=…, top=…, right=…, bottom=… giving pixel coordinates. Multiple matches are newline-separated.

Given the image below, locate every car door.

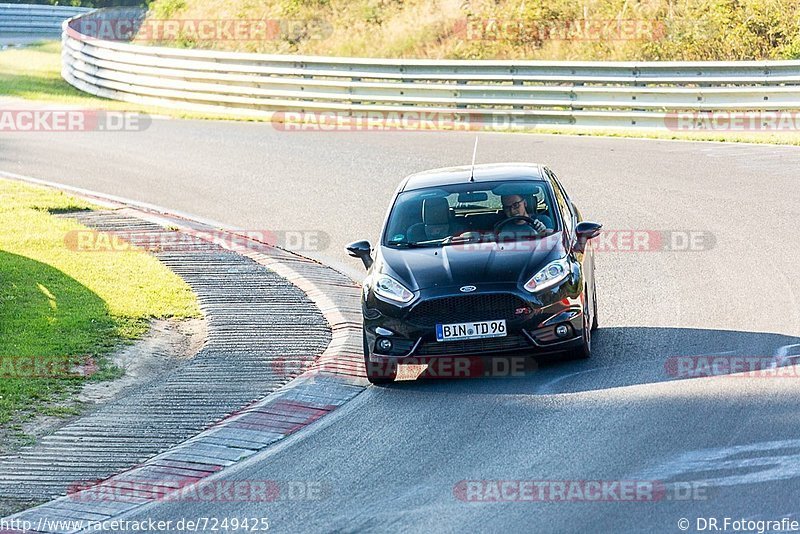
left=546, top=168, right=596, bottom=317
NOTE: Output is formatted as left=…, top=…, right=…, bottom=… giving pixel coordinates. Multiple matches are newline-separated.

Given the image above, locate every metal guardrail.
left=0, top=3, right=88, bottom=34
left=59, top=9, right=800, bottom=129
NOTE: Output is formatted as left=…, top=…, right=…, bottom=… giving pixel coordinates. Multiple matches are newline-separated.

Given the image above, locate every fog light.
left=378, top=338, right=393, bottom=352
left=555, top=324, right=570, bottom=338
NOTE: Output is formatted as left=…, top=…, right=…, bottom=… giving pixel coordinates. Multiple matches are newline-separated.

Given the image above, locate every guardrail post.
left=456, top=79, right=467, bottom=109
left=352, top=77, right=361, bottom=106
left=512, top=79, right=523, bottom=110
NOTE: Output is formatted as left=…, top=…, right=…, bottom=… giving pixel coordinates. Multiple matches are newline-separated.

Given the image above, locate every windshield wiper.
left=440, top=234, right=489, bottom=246
left=387, top=241, right=439, bottom=248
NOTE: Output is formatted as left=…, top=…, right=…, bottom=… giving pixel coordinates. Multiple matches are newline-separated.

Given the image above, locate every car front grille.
left=406, top=293, right=528, bottom=327
left=415, top=334, right=531, bottom=356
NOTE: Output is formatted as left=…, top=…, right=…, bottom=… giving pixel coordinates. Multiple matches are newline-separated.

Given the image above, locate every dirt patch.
left=77, top=318, right=206, bottom=405
left=0, top=317, right=207, bottom=455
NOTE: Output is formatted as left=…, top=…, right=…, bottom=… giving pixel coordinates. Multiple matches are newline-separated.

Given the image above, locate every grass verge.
left=3, top=41, right=800, bottom=147
left=0, top=40, right=234, bottom=120
left=0, top=178, right=200, bottom=433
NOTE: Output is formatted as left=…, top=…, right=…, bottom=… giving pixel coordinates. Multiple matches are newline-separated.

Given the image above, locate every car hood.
left=378, top=234, right=565, bottom=291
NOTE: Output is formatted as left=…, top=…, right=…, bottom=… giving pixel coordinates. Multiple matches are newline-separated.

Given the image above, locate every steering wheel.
left=493, top=215, right=542, bottom=234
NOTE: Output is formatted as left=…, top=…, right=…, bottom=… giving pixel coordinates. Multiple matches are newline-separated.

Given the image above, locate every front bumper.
left=363, top=281, right=586, bottom=363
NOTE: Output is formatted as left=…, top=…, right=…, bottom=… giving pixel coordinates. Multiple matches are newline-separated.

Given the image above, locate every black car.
left=347, top=163, right=602, bottom=384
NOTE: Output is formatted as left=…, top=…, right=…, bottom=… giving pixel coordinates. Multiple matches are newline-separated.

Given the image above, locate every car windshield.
left=383, top=180, right=559, bottom=248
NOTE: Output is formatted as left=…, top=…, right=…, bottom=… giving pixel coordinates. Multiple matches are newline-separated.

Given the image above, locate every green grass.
left=0, top=41, right=239, bottom=120
left=0, top=41, right=119, bottom=106
left=0, top=178, right=200, bottom=426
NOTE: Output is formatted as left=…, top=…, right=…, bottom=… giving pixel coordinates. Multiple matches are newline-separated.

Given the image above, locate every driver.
left=500, top=194, right=550, bottom=233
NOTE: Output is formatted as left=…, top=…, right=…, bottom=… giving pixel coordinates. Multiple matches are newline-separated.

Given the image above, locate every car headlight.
left=524, top=258, right=571, bottom=293
left=373, top=274, right=414, bottom=304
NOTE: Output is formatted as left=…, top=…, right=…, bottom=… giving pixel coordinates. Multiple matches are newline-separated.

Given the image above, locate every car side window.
left=547, top=170, right=574, bottom=235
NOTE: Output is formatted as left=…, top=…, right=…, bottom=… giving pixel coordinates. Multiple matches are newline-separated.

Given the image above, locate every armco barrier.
left=57, top=8, right=800, bottom=128
left=0, top=3, right=88, bottom=34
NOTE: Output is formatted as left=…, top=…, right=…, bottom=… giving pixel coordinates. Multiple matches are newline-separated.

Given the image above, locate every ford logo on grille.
left=459, top=285, right=477, bottom=293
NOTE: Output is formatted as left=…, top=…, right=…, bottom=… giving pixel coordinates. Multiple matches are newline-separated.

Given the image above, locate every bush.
left=139, top=0, right=800, bottom=60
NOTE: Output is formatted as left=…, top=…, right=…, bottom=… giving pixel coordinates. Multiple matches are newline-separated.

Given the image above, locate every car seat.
left=407, top=197, right=451, bottom=241
left=525, top=191, right=554, bottom=230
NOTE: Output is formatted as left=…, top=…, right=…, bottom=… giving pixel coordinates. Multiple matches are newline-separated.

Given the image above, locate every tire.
left=363, top=330, right=396, bottom=384
left=568, top=290, right=592, bottom=360
left=590, top=261, right=599, bottom=332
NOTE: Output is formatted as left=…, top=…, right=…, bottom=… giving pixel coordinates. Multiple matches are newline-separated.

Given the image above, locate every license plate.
left=436, top=320, right=507, bottom=342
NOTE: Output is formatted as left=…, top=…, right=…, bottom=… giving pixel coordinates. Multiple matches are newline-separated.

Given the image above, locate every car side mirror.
left=575, top=221, right=602, bottom=253
left=346, top=240, right=373, bottom=270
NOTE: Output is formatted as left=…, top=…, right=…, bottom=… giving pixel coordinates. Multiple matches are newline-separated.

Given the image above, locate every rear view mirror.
left=457, top=192, right=488, bottom=203
left=575, top=221, right=602, bottom=252
left=346, top=240, right=373, bottom=269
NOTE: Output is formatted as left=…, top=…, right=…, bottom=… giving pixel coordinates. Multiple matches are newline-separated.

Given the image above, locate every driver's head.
left=501, top=194, right=528, bottom=220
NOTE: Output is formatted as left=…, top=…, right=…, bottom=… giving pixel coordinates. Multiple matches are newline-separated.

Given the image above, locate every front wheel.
left=568, top=291, right=592, bottom=360
left=363, top=330, right=397, bottom=384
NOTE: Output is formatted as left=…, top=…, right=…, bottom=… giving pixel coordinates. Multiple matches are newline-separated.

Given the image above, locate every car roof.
left=400, top=163, right=548, bottom=192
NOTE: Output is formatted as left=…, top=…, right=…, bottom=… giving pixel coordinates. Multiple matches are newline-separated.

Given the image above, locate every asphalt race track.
left=3, top=121, right=800, bottom=532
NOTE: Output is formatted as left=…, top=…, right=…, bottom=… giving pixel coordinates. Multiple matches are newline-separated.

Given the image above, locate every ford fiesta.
left=346, top=163, right=602, bottom=384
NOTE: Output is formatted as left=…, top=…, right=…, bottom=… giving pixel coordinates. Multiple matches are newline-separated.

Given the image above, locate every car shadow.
left=385, top=326, right=800, bottom=395
left=0, top=250, right=117, bottom=444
